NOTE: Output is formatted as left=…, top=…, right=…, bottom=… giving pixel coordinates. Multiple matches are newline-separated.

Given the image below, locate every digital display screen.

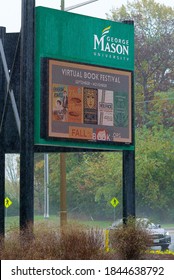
left=42, top=59, right=132, bottom=144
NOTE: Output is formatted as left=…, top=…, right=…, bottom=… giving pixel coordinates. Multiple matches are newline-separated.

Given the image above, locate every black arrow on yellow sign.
left=4, top=197, right=13, bottom=208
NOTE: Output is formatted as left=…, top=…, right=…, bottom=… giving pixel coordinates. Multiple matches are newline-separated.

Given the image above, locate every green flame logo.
left=102, top=26, right=111, bottom=36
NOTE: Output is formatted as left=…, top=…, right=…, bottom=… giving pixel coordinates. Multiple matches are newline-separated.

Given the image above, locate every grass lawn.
left=5, top=215, right=174, bottom=229
left=5, top=215, right=112, bottom=232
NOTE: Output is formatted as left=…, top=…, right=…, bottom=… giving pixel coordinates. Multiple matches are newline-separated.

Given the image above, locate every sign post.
left=60, top=0, right=67, bottom=228
left=0, top=27, right=6, bottom=239
left=122, top=20, right=135, bottom=224
left=20, top=0, right=35, bottom=233
left=110, top=197, right=119, bottom=221
left=59, top=0, right=100, bottom=228
left=123, top=149, right=135, bottom=223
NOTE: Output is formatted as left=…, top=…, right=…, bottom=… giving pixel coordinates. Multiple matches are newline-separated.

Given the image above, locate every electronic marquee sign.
left=41, top=59, right=132, bottom=146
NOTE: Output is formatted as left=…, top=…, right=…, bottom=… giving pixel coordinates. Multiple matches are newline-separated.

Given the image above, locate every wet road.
left=152, top=229, right=174, bottom=251
left=168, top=229, right=174, bottom=251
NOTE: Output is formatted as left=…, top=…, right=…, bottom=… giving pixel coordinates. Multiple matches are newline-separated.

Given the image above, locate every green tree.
left=34, top=154, right=45, bottom=215
left=107, top=0, right=174, bottom=116
left=5, top=154, right=19, bottom=201
left=5, top=154, right=20, bottom=216
left=146, top=90, right=174, bottom=128
left=135, top=127, right=174, bottom=221
left=66, top=152, right=122, bottom=220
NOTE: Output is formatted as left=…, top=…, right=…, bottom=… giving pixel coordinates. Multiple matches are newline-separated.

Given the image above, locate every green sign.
left=35, top=7, right=134, bottom=70
left=35, top=7, right=134, bottom=150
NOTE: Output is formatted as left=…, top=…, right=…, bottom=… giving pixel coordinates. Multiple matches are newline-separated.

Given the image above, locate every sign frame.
left=40, top=58, right=134, bottom=150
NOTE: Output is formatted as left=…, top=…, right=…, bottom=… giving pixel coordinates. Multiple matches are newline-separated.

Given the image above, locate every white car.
left=108, top=218, right=171, bottom=251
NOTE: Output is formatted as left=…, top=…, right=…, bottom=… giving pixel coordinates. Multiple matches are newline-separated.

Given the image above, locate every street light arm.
left=64, top=0, right=99, bottom=12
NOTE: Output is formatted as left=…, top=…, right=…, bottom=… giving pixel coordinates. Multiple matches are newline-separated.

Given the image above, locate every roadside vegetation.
left=1, top=222, right=105, bottom=260
left=109, top=218, right=152, bottom=259
left=1, top=219, right=174, bottom=260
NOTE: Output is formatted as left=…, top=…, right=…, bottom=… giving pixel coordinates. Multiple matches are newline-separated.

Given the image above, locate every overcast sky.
left=0, top=0, right=174, bottom=32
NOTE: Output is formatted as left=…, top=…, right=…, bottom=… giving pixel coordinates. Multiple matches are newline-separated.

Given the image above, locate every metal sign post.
left=20, top=0, right=35, bottom=233
left=0, top=27, right=6, bottom=239
left=63, top=0, right=99, bottom=11
left=110, top=197, right=119, bottom=221
left=59, top=0, right=99, bottom=228
left=123, top=150, right=135, bottom=223
left=44, top=153, right=49, bottom=218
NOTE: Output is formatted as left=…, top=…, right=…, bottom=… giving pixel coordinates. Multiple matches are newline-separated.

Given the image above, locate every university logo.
left=93, top=25, right=130, bottom=61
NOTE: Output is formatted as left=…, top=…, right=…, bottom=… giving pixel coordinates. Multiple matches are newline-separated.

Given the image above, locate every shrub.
left=59, top=224, right=104, bottom=259
left=109, top=217, right=152, bottom=259
left=0, top=222, right=104, bottom=260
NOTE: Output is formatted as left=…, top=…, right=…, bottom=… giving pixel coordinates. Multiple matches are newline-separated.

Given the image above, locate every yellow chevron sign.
left=110, top=197, right=119, bottom=208
left=4, top=197, right=13, bottom=208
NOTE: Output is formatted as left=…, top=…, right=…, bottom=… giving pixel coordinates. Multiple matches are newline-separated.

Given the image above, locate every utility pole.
left=61, top=0, right=99, bottom=12
left=60, top=153, right=67, bottom=227
left=60, top=0, right=65, bottom=11
left=59, top=0, right=99, bottom=228
left=60, top=0, right=67, bottom=228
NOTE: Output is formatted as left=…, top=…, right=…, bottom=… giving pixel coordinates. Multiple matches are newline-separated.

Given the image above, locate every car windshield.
left=111, top=218, right=159, bottom=229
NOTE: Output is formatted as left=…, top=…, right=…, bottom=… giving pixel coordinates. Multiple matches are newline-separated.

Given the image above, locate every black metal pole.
left=0, top=148, right=5, bottom=238
left=20, top=0, right=35, bottom=234
left=122, top=20, right=135, bottom=224
left=0, top=27, right=6, bottom=240
left=123, top=150, right=135, bottom=223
